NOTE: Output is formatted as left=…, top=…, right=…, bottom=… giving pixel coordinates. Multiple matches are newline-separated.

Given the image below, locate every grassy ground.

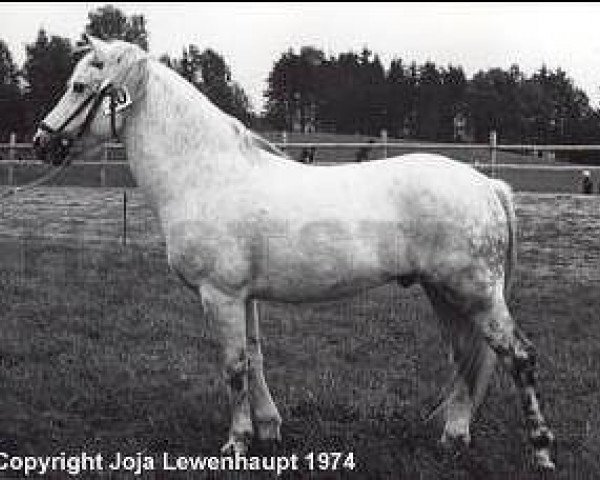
left=0, top=188, right=598, bottom=478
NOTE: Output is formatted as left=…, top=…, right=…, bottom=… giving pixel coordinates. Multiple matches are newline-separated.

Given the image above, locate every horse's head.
left=33, top=35, right=148, bottom=165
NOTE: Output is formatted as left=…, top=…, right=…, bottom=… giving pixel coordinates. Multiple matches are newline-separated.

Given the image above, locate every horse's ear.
left=74, top=44, right=92, bottom=56
left=74, top=34, right=92, bottom=56
left=83, top=34, right=109, bottom=58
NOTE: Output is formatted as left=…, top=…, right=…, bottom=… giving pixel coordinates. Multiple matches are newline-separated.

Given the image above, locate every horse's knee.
left=476, top=301, right=514, bottom=355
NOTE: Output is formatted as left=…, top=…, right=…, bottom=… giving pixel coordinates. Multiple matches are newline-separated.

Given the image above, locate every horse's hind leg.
left=246, top=300, right=282, bottom=442
left=443, top=344, right=496, bottom=448
left=424, top=284, right=497, bottom=448
left=473, top=289, right=555, bottom=469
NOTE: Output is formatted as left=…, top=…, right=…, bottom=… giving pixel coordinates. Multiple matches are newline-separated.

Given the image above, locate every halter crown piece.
left=37, top=36, right=147, bottom=168
left=39, top=77, right=122, bottom=149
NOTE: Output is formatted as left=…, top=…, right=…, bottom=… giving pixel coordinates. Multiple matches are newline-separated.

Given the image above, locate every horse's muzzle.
left=33, top=129, right=73, bottom=166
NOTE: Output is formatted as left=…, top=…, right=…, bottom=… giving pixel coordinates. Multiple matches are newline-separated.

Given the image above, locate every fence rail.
left=5, top=137, right=600, bottom=159
left=2, top=135, right=600, bottom=244
left=3, top=133, right=600, bottom=183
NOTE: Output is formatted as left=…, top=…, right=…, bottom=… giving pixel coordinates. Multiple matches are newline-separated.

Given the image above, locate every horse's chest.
left=166, top=223, right=252, bottom=291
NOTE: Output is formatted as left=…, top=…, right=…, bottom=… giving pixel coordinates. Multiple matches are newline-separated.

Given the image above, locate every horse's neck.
left=123, top=61, right=254, bottom=210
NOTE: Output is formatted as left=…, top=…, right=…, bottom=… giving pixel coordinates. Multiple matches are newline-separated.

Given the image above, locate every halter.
left=39, top=78, right=120, bottom=143
left=1, top=78, right=123, bottom=199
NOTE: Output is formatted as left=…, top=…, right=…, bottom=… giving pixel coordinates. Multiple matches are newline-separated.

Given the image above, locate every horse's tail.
left=490, top=179, right=517, bottom=299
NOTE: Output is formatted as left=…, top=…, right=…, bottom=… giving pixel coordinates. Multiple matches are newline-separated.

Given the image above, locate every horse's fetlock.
left=225, top=351, right=249, bottom=379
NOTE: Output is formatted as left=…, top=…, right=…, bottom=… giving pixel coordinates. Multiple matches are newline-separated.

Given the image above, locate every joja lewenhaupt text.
left=0, top=451, right=357, bottom=476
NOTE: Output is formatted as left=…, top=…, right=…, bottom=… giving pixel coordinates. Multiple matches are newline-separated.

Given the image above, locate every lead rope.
left=0, top=159, right=73, bottom=200
left=0, top=85, right=119, bottom=201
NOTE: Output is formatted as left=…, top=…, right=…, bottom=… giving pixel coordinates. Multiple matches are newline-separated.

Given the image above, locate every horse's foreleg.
left=246, top=300, right=282, bottom=442
left=200, top=285, right=253, bottom=455
left=476, top=296, right=555, bottom=470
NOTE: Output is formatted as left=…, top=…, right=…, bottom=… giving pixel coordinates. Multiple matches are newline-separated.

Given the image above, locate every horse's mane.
left=82, top=39, right=292, bottom=166
left=228, top=118, right=291, bottom=160
left=142, top=50, right=291, bottom=162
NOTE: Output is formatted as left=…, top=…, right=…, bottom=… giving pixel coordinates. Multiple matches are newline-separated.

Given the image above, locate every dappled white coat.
left=123, top=57, right=512, bottom=306
left=120, top=53, right=515, bottom=454
left=34, top=38, right=555, bottom=471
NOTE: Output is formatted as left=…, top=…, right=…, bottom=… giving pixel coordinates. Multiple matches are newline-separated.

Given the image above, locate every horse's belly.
left=249, top=229, right=412, bottom=302
left=252, top=266, right=389, bottom=302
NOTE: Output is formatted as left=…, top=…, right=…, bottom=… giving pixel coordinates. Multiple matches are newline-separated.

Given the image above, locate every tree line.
left=0, top=5, right=252, bottom=142
left=264, top=46, right=600, bottom=145
left=1, top=4, right=599, bottom=149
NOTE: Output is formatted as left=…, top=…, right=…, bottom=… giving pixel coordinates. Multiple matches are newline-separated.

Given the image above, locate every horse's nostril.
left=33, top=130, right=48, bottom=148
left=32, top=130, right=53, bottom=162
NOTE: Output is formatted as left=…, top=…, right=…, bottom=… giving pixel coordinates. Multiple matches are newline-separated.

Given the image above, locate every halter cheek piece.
left=39, top=79, right=121, bottom=145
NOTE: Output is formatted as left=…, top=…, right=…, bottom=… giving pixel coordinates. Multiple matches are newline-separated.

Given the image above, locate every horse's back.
left=253, top=151, right=497, bottom=217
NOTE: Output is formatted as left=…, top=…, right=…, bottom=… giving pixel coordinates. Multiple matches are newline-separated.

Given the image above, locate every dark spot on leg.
left=227, top=353, right=249, bottom=393
left=530, top=427, right=554, bottom=449
left=397, top=274, right=417, bottom=287
left=231, top=372, right=244, bottom=392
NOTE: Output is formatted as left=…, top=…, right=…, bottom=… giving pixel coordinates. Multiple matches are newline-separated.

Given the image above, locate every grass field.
left=0, top=187, right=598, bottom=479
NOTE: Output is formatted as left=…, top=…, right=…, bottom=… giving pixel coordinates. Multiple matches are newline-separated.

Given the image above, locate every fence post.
left=123, top=189, right=127, bottom=246
left=9, top=132, right=16, bottom=161
left=8, top=132, right=16, bottom=186
left=381, top=129, right=388, bottom=158
left=101, top=142, right=107, bottom=187
left=489, top=130, right=497, bottom=178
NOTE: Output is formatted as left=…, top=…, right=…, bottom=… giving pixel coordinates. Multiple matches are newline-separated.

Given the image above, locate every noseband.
left=3, top=80, right=123, bottom=199
left=39, top=80, right=120, bottom=141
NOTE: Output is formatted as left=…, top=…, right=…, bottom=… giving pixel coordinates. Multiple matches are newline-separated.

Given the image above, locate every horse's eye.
left=73, top=82, right=86, bottom=93
left=91, top=60, right=104, bottom=69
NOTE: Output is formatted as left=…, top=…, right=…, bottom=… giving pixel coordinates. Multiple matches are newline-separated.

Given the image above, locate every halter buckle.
left=103, top=87, right=132, bottom=116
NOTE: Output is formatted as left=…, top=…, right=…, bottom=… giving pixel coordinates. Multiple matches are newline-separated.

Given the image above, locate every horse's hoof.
left=221, top=437, right=249, bottom=456
left=440, top=431, right=471, bottom=449
left=534, top=449, right=555, bottom=470
left=441, top=418, right=471, bottom=448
